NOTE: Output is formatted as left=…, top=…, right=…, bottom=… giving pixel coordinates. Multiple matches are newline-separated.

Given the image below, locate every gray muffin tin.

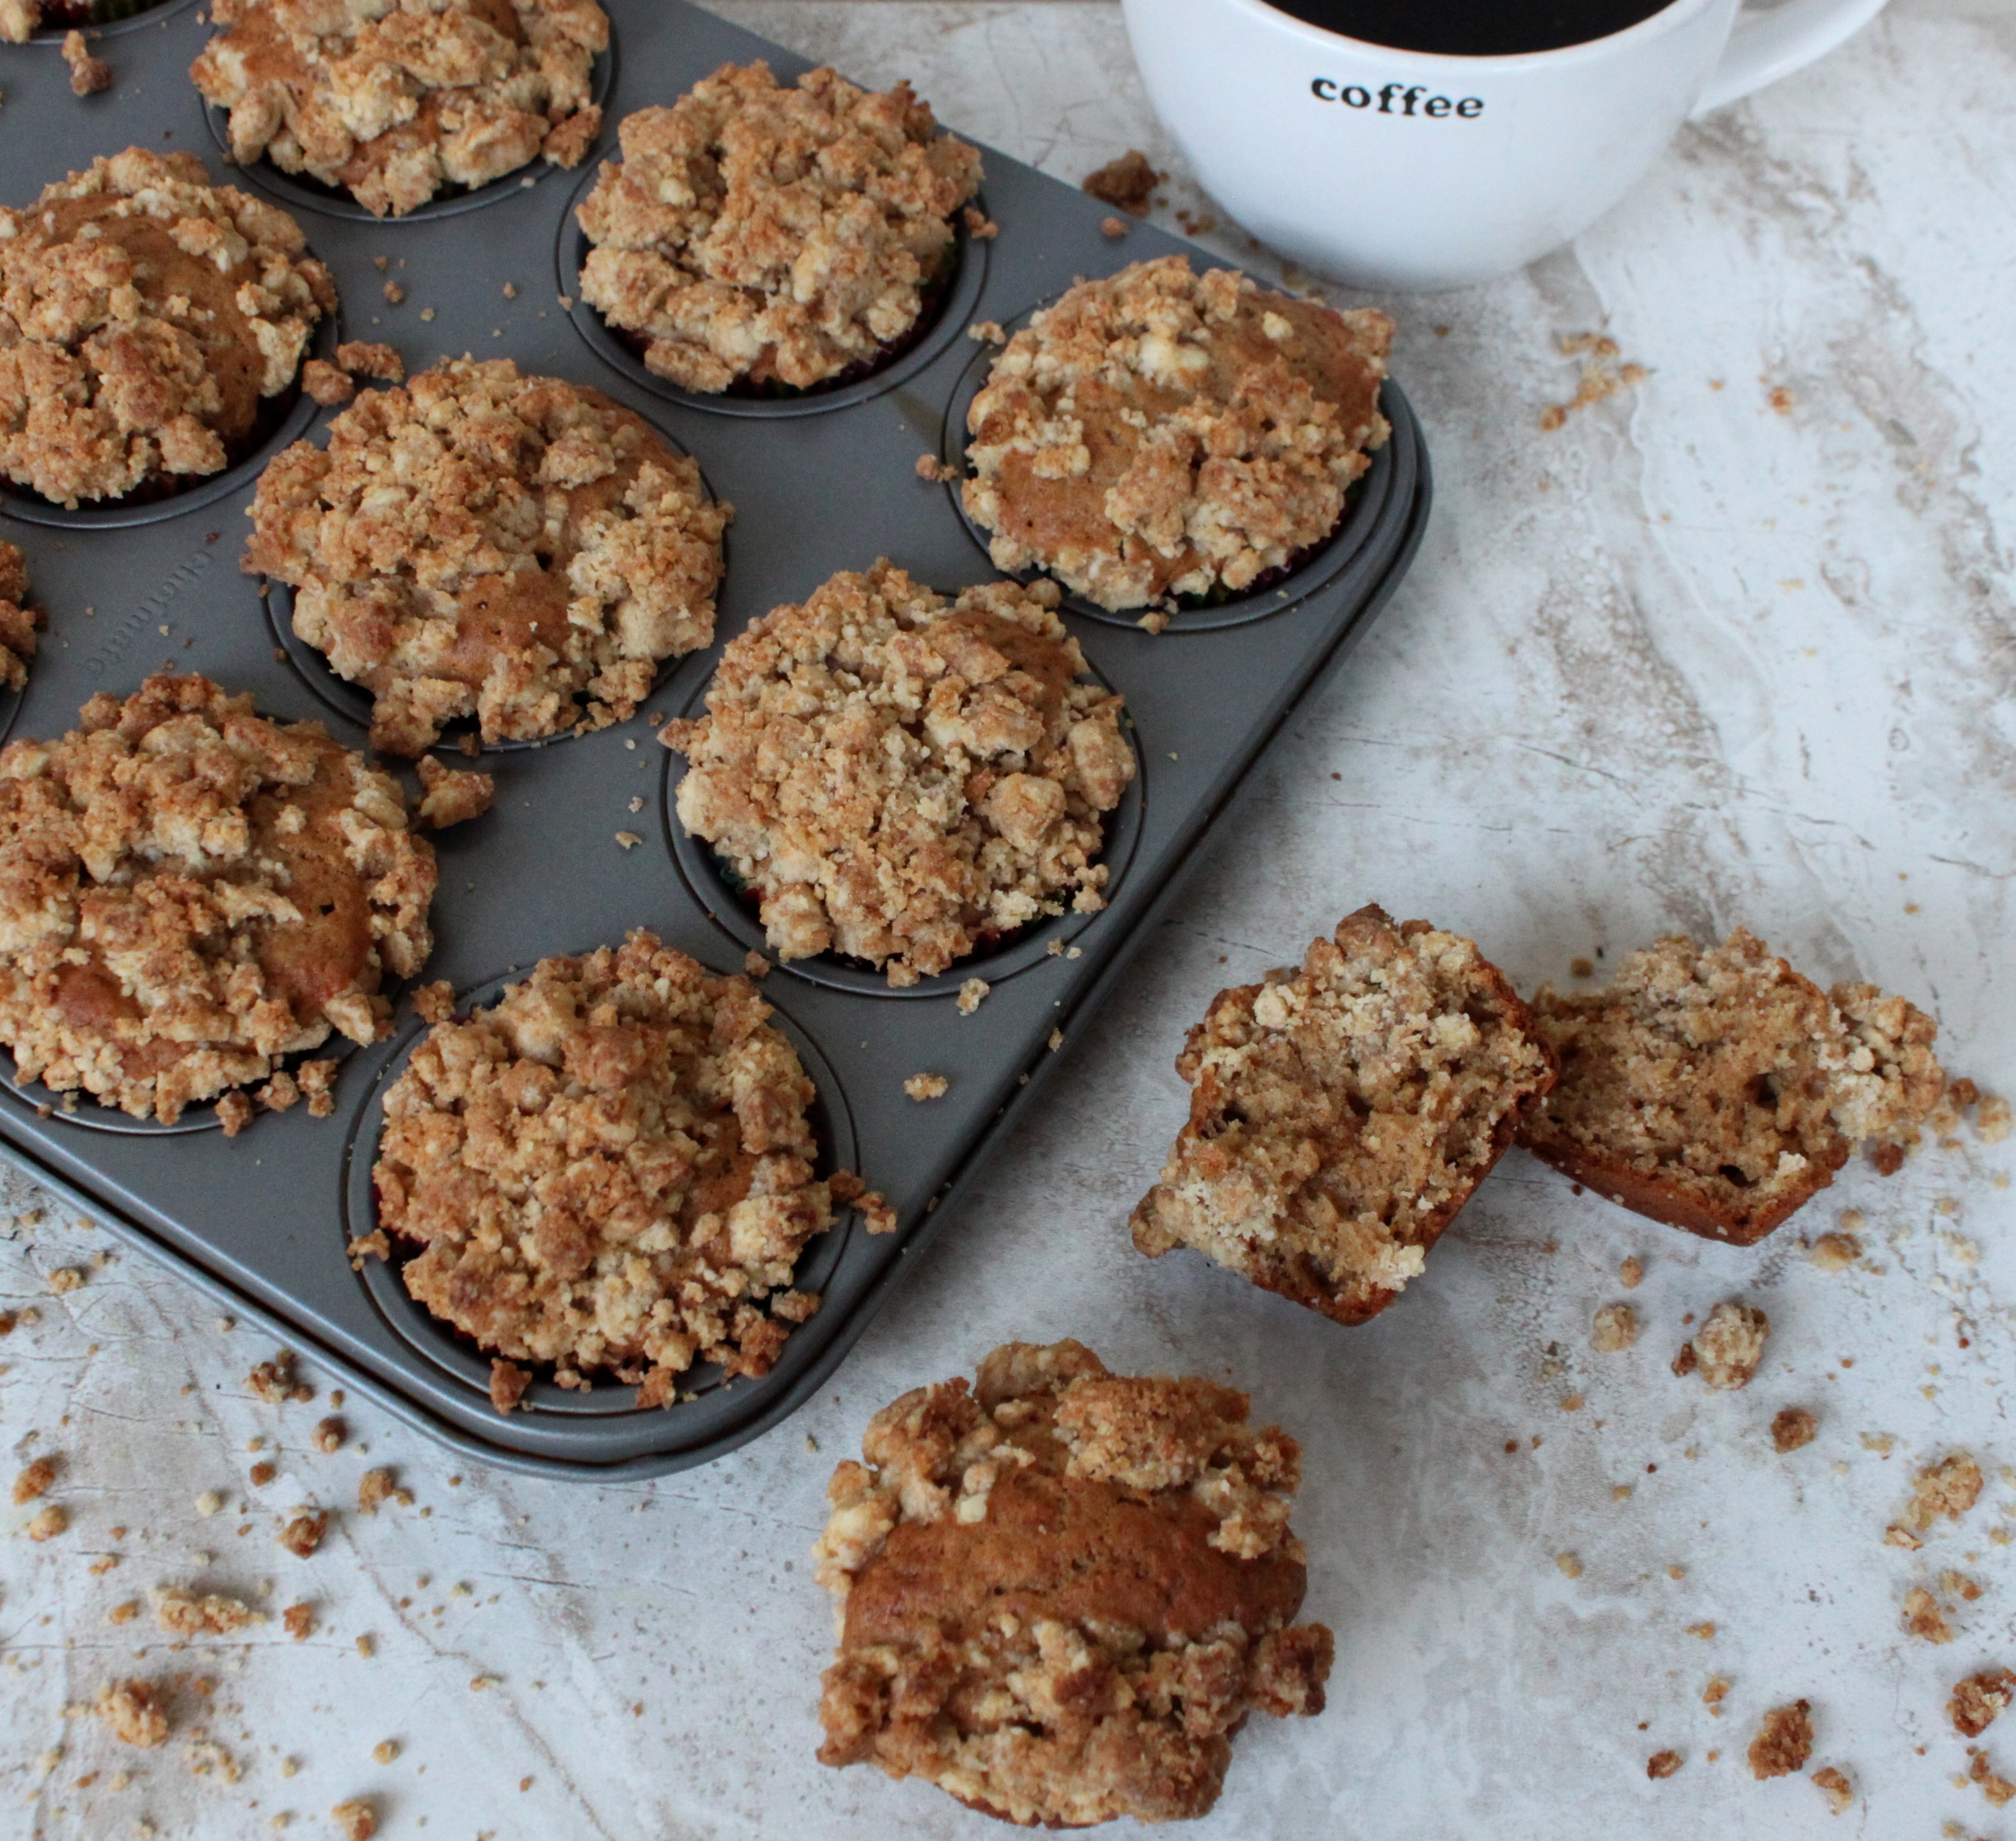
left=0, top=0, right=1429, bottom=1478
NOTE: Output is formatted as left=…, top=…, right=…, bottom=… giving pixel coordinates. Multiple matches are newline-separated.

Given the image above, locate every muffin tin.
left=0, top=0, right=1430, bottom=1478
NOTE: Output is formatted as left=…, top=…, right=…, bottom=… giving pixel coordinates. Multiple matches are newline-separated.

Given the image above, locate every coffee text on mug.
left=1310, top=79, right=1483, bottom=118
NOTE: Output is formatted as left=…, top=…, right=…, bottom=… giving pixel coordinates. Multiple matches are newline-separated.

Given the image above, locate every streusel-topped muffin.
left=246, top=358, right=729, bottom=756
left=371, top=930, right=878, bottom=1411
left=1132, top=905, right=1555, bottom=1323
left=0, top=149, right=334, bottom=508
left=0, top=675, right=440, bottom=1131
left=962, top=256, right=1392, bottom=613
left=190, top=0, right=607, bottom=218
left=577, top=62, right=982, bottom=393
left=815, top=1340, right=1333, bottom=1825
left=662, top=560, right=1133, bottom=986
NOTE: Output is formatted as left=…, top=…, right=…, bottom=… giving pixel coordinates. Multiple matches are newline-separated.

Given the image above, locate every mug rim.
left=1211, top=0, right=1724, bottom=70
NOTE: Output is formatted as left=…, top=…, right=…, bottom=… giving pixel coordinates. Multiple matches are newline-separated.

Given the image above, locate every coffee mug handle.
left=1690, top=0, right=1889, bottom=116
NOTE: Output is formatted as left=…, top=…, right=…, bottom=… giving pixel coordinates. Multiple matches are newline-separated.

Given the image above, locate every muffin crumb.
left=95, top=1680, right=168, bottom=1749
left=1592, top=1303, right=1638, bottom=1352
left=1673, top=1301, right=1768, bottom=1389
left=1811, top=1765, right=1853, bottom=1812
left=1903, top=1585, right=1954, bottom=1644
left=1081, top=149, right=1163, bottom=215
left=1645, top=1749, right=1681, bottom=1779
left=904, top=1074, right=949, bottom=1101
left=1772, top=1407, right=1817, bottom=1453
left=1952, top=1669, right=2016, bottom=1737
left=1748, top=1700, right=1813, bottom=1778
left=62, top=29, right=110, bottom=95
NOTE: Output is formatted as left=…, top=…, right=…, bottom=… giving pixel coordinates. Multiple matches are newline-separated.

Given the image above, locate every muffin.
left=0, top=149, right=334, bottom=508
left=662, top=560, right=1134, bottom=987
left=190, top=0, right=608, bottom=219
left=1131, top=905, right=1557, bottom=1324
left=961, top=256, right=1393, bottom=613
left=1518, top=929, right=1946, bottom=1244
left=577, top=62, right=982, bottom=394
left=369, top=929, right=872, bottom=1411
left=0, top=541, right=42, bottom=692
left=245, top=358, right=730, bottom=756
left=0, top=675, right=439, bottom=1130
left=815, top=1339, right=1333, bottom=1825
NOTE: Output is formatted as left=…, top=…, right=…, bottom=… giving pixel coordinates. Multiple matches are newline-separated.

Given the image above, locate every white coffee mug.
left=1121, top=0, right=1888, bottom=290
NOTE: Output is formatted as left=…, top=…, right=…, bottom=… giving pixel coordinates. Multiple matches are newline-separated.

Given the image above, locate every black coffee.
left=1261, top=0, right=1675, bottom=57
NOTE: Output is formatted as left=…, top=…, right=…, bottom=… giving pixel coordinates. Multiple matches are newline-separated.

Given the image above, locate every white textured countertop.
left=4, top=2, right=2015, bottom=1836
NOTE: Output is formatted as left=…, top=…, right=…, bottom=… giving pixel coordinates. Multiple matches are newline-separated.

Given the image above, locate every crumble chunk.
left=12, top=1453, right=57, bottom=1503
left=962, top=256, right=1392, bottom=611
left=1812, top=1765, right=1852, bottom=1812
left=1889, top=1451, right=1984, bottom=1545
left=371, top=929, right=862, bottom=1404
left=1904, top=1585, right=1954, bottom=1644
left=0, top=675, right=437, bottom=1125
left=333, top=340, right=402, bottom=383
left=1672, top=1300, right=1768, bottom=1390
left=1130, top=905, right=1555, bottom=1325
left=62, top=28, right=109, bottom=96
left=814, top=1340, right=1332, bottom=1826
left=1953, top=1669, right=2016, bottom=1737
left=1591, top=1302, right=1637, bottom=1352
left=330, top=1797, right=378, bottom=1841
left=301, top=359, right=354, bottom=406
left=1975, top=1752, right=2016, bottom=1806
left=577, top=62, right=981, bottom=393
left=152, top=1585, right=265, bottom=1636
left=278, top=1508, right=327, bottom=1557
left=246, top=358, right=729, bottom=755
left=1081, top=149, right=1162, bottom=216
left=1773, top=1406, right=1817, bottom=1452
left=663, top=561, right=1133, bottom=987
left=26, top=1503, right=64, bottom=1539
left=1, top=148, right=334, bottom=507
left=1749, top=1700, right=1813, bottom=1778
left=414, top=757, right=495, bottom=831
left=190, top=0, right=608, bottom=219
left=247, top=1349, right=311, bottom=1401
left=0, top=1, right=38, bottom=44
left=95, top=1679, right=168, bottom=1749
left=0, top=539, right=40, bottom=693
left=904, top=1073, right=947, bottom=1101
left=1646, top=1749, right=1681, bottom=1779
left=1519, top=931, right=1946, bottom=1245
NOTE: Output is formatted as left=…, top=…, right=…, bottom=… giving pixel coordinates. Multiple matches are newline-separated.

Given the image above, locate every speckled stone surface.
left=4, top=2, right=2014, bottom=1835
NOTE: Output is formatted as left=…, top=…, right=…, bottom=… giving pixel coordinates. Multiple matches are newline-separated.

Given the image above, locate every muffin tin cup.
left=0, top=0, right=1432, bottom=1479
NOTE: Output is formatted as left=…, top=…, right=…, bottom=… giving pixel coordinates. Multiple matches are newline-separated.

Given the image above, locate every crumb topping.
left=1889, top=1451, right=1984, bottom=1545
left=1, top=147, right=333, bottom=508
left=1903, top=1585, right=1954, bottom=1644
left=246, top=358, right=728, bottom=755
left=1749, top=1700, right=1813, bottom=1778
left=962, top=256, right=1392, bottom=611
left=813, top=1340, right=1331, bottom=1826
left=0, top=675, right=437, bottom=1125
left=62, top=28, right=111, bottom=95
left=1081, top=149, right=1162, bottom=217
left=95, top=1679, right=168, bottom=1749
left=1772, top=1406, right=1817, bottom=1453
left=1672, top=1300, right=1767, bottom=1390
left=1955, top=1670, right=2016, bottom=1738
left=152, top=1585, right=265, bottom=1636
left=663, top=560, right=1133, bottom=986
left=1131, top=905, right=1554, bottom=1324
left=1520, top=930, right=1946, bottom=1245
left=0, top=1, right=40, bottom=44
left=577, top=62, right=981, bottom=393
left=1591, top=1302, right=1637, bottom=1352
left=371, top=929, right=854, bottom=1404
left=190, top=0, right=609, bottom=220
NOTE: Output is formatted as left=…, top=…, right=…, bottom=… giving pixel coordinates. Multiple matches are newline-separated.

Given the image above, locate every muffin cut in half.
left=190, top=0, right=608, bottom=219
left=0, top=148, right=334, bottom=508
left=815, top=1339, right=1332, bottom=1826
left=662, top=560, right=1134, bottom=987
left=577, top=61, right=982, bottom=395
left=369, top=930, right=883, bottom=1412
left=961, top=256, right=1392, bottom=614
left=1131, top=905, right=1557, bottom=1324
left=0, top=674, right=442, bottom=1130
left=245, top=358, right=730, bottom=756
left=1517, top=928, right=1945, bottom=1245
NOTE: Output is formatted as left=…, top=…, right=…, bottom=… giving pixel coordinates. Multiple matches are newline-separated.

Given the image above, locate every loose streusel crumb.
left=578, top=62, right=981, bottom=394
left=95, top=1680, right=168, bottom=1749
left=12, top=1453, right=57, bottom=1503
left=1904, top=1586, right=1954, bottom=1643
left=1081, top=149, right=1162, bottom=216
left=741, top=950, right=770, bottom=980
left=963, top=256, right=1392, bottom=611
left=311, top=1416, right=345, bottom=1454
left=329, top=1797, right=378, bottom=1841
left=957, top=977, right=990, bottom=1015
left=814, top=1340, right=1333, bottom=1825
left=1131, top=905, right=1555, bottom=1325
left=333, top=341, right=403, bottom=383
left=1749, top=1700, right=1813, bottom=1778
left=1, top=149, right=333, bottom=507
left=1808, top=1231, right=1861, bottom=1270
left=0, top=539, right=40, bottom=694
left=284, top=1601, right=315, bottom=1640
left=0, top=675, right=437, bottom=1125
left=1672, top=1300, right=1768, bottom=1390
left=1890, top=1451, right=1984, bottom=1544
left=248, top=358, right=728, bottom=756
left=302, top=360, right=355, bottom=407
left=1811, top=1765, right=1853, bottom=1812
left=1703, top=1676, right=1730, bottom=1712
left=664, top=563, right=1133, bottom=985
left=1100, top=214, right=1129, bottom=240
left=1520, top=931, right=1946, bottom=1244
left=371, top=930, right=861, bottom=1402
left=1974, top=1752, right=2016, bottom=1806
left=414, top=757, right=495, bottom=831
left=1646, top=1749, right=1681, bottom=1779
left=152, top=1586, right=265, bottom=1637
left=278, top=1509, right=328, bottom=1557
left=1619, top=1254, right=1644, bottom=1288
left=248, top=1349, right=311, bottom=1403
left=357, top=1468, right=399, bottom=1514
left=0, top=0, right=39, bottom=44
left=1944, top=1568, right=1983, bottom=1601
left=1592, top=1302, right=1638, bottom=1352
left=26, top=1503, right=65, bottom=1539
left=191, top=0, right=607, bottom=218
left=904, top=1073, right=948, bottom=1101
left=1954, top=1669, right=2016, bottom=1737
left=62, top=29, right=110, bottom=96
left=1773, top=1406, right=1817, bottom=1453
left=1555, top=1552, right=1581, bottom=1578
